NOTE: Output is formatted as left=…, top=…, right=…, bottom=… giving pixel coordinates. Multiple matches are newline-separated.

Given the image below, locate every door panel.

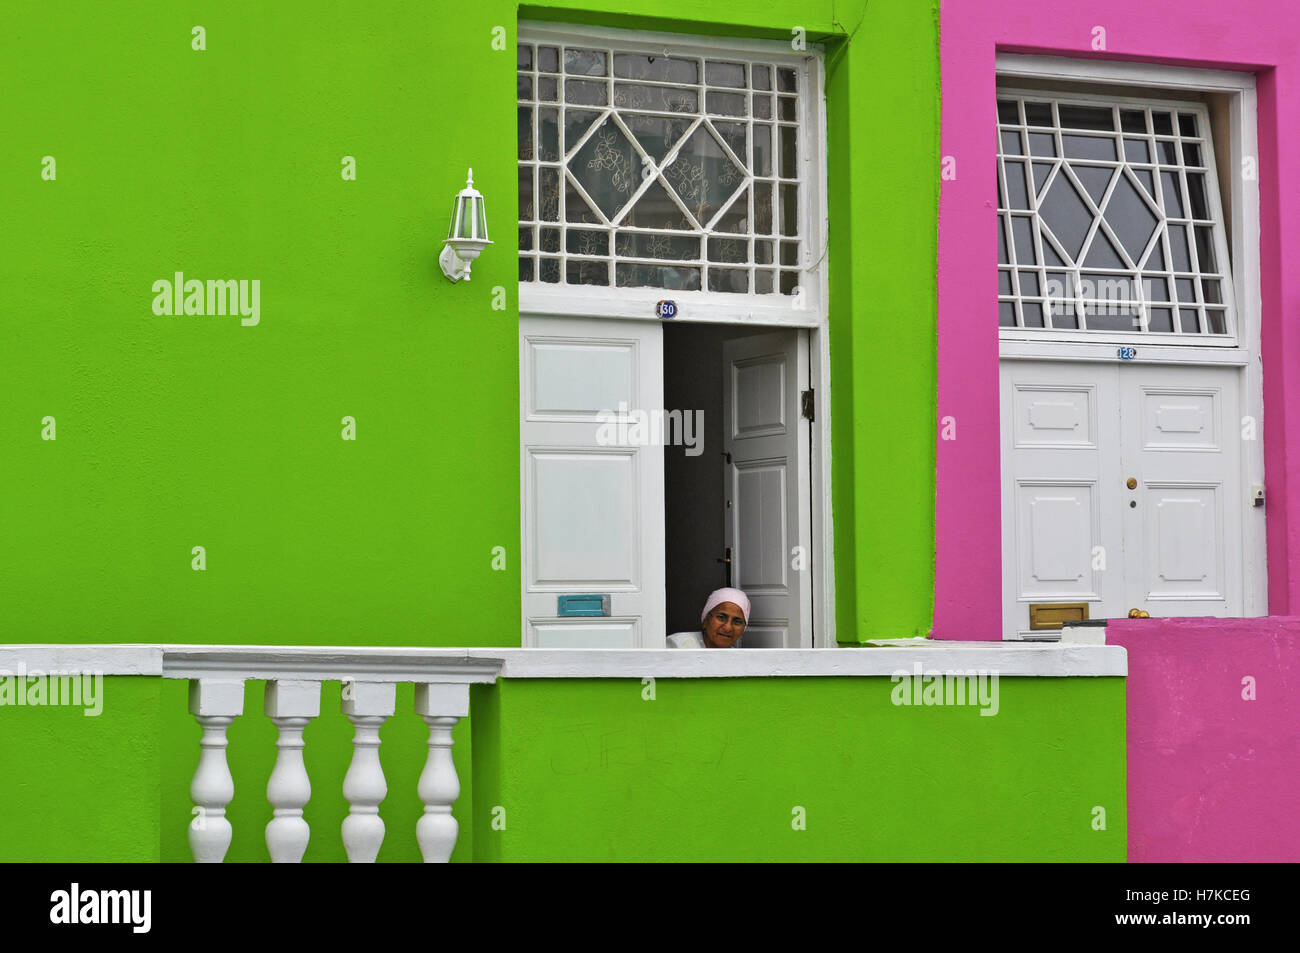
left=1001, top=363, right=1121, bottom=638
left=722, top=331, right=810, bottom=648
left=1121, top=367, right=1241, bottom=615
left=521, top=316, right=665, bottom=647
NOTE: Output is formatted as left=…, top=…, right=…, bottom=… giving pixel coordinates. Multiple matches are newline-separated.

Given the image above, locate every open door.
left=721, top=330, right=812, bottom=647
left=520, top=316, right=666, bottom=647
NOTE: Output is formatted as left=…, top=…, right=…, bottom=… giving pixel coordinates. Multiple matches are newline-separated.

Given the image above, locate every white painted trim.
left=162, top=647, right=503, bottom=683
left=482, top=645, right=1126, bottom=677
left=997, top=341, right=1251, bottom=365
left=995, top=54, right=1257, bottom=94
left=810, top=324, right=836, bottom=647
left=520, top=20, right=810, bottom=60
left=0, top=644, right=163, bottom=675
left=519, top=289, right=822, bottom=327
left=0, top=644, right=1128, bottom=679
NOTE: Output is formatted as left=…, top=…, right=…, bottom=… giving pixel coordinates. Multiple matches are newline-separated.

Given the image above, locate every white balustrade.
left=414, top=683, right=470, bottom=863
left=340, top=681, right=396, bottom=863
left=188, top=678, right=244, bottom=863
left=264, top=679, right=321, bottom=863
left=166, top=648, right=503, bottom=863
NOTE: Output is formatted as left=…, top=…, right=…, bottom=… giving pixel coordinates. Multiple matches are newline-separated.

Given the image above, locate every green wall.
left=0, top=678, right=161, bottom=862
left=472, top=677, right=1127, bottom=861
left=1, top=0, right=938, bottom=647
left=0, top=674, right=1125, bottom=862
left=1, top=1, right=943, bottom=860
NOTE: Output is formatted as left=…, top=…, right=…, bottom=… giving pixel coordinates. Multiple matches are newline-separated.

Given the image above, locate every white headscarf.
left=700, top=587, right=751, bottom=624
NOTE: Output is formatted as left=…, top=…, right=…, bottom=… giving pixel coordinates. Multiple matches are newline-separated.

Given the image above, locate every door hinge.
left=801, top=389, right=815, bottom=421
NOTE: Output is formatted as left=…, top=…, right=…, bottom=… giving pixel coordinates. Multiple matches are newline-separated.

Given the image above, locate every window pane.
left=1062, top=135, right=1117, bottom=161
left=565, top=49, right=607, bottom=75
left=993, top=94, right=1234, bottom=341
left=1024, top=102, right=1052, bottom=126
left=1029, top=133, right=1056, bottom=157
left=1058, top=105, right=1113, bottom=130
left=1003, top=161, right=1029, bottom=210
left=1120, top=110, right=1146, bottom=133
left=521, top=38, right=810, bottom=297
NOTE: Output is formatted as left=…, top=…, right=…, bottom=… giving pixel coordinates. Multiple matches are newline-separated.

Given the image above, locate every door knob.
left=716, top=546, right=732, bottom=587
left=1126, top=477, right=1138, bottom=490
left=1127, top=608, right=1150, bottom=618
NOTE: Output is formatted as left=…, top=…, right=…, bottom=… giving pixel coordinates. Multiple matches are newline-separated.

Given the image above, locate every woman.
left=666, top=588, right=750, bottom=648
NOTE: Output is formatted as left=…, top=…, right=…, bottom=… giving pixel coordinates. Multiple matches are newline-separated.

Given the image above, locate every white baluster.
left=341, top=681, right=396, bottom=863
left=414, top=683, right=470, bottom=863
left=264, top=679, right=321, bottom=863
left=188, top=678, right=245, bottom=863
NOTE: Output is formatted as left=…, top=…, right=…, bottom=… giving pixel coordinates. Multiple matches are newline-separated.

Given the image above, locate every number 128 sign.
left=1117, top=346, right=1137, bottom=360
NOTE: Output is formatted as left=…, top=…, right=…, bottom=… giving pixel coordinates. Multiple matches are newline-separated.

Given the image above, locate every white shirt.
left=665, top=631, right=741, bottom=648
left=666, top=631, right=706, bottom=648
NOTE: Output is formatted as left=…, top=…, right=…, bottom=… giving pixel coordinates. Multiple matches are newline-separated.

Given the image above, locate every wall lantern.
left=440, top=168, right=492, bottom=282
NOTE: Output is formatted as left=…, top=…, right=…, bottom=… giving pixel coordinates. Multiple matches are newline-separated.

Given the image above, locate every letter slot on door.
left=557, top=594, right=611, bottom=617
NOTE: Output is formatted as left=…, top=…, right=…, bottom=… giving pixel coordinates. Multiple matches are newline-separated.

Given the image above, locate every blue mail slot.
left=557, top=594, right=610, bottom=617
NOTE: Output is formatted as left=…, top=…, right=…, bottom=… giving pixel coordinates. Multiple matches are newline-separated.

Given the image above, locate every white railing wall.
left=167, top=648, right=504, bottom=863
left=0, top=642, right=1127, bottom=863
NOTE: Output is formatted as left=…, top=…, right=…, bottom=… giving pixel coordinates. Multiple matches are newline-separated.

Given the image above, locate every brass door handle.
left=1127, top=608, right=1150, bottom=618
left=716, top=547, right=732, bottom=587
left=1126, top=477, right=1138, bottom=490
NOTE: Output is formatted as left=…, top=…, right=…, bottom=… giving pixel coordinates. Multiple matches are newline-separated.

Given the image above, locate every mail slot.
left=557, top=594, right=610, bottom=617
left=1029, top=602, right=1090, bottom=630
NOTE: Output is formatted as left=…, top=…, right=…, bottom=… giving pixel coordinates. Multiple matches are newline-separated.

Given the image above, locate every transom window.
left=996, top=91, right=1235, bottom=342
left=517, top=29, right=816, bottom=301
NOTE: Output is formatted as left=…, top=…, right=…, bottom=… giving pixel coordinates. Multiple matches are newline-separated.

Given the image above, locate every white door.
left=1001, top=359, right=1247, bottom=639
left=1119, top=365, right=1243, bottom=617
left=520, top=316, right=665, bottom=647
left=1000, top=361, right=1125, bottom=637
left=721, top=331, right=812, bottom=648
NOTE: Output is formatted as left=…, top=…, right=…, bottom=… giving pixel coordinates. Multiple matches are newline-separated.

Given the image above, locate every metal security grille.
left=996, top=92, right=1236, bottom=342
left=517, top=33, right=808, bottom=297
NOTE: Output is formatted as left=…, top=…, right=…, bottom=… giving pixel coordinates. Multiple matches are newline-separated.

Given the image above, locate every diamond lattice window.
left=518, top=37, right=806, bottom=296
left=997, top=93, right=1235, bottom=339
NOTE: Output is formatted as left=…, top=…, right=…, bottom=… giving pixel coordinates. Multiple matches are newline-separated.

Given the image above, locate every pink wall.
left=1107, top=617, right=1300, bottom=862
left=935, top=0, right=1300, bottom=638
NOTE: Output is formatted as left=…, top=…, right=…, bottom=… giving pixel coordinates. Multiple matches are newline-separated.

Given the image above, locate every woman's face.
left=703, top=602, right=746, bottom=648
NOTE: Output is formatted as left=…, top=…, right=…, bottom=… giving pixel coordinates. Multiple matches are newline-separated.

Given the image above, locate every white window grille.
left=997, top=91, right=1236, bottom=344
left=517, top=25, right=823, bottom=318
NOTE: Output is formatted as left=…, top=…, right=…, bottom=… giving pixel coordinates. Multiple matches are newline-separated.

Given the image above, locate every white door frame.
left=517, top=21, right=835, bottom=646
left=520, top=313, right=836, bottom=647
left=995, top=54, right=1267, bottom=629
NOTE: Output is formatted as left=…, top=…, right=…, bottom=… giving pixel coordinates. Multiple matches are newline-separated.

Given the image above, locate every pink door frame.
left=935, top=0, right=1300, bottom=639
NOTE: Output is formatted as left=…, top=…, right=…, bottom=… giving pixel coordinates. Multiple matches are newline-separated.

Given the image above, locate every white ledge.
left=477, top=645, right=1125, bottom=677
left=0, top=643, right=1126, bottom=679
left=0, top=644, right=163, bottom=675
left=160, top=645, right=504, bottom=683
